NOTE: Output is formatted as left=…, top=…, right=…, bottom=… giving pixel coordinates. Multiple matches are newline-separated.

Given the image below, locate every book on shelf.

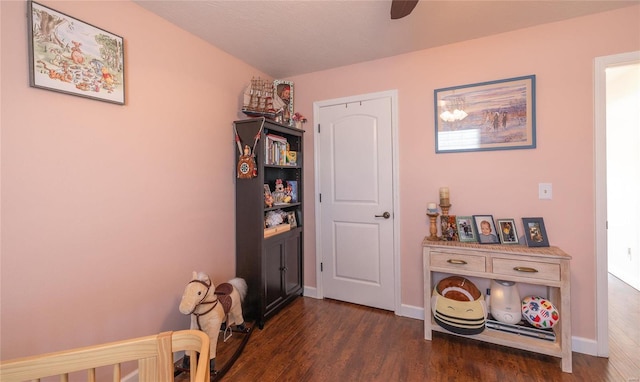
left=265, top=133, right=289, bottom=165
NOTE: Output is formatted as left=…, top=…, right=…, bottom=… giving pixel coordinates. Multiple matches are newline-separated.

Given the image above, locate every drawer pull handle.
left=514, top=266, right=538, bottom=273
left=447, top=259, right=467, bottom=265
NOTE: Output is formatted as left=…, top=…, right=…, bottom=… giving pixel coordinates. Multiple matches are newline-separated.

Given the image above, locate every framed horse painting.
left=435, top=75, right=536, bottom=153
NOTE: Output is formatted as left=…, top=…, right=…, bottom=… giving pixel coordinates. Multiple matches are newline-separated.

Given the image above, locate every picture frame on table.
left=497, top=218, right=519, bottom=244
left=27, top=0, right=125, bottom=104
left=434, top=75, right=536, bottom=153
left=472, top=215, right=500, bottom=244
left=441, top=215, right=458, bottom=241
left=273, top=80, right=294, bottom=126
left=522, top=217, right=550, bottom=247
left=455, top=216, right=477, bottom=243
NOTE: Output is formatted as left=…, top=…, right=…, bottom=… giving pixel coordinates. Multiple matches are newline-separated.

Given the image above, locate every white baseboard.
left=303, top=285, right=318, bottom=298
left=571, top=336, right=598, bottom=356
left=397, top=303, right=425, bottom=320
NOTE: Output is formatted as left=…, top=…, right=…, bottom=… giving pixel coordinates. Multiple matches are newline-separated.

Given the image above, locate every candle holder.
left=427, top=212, right=440, bottom=241
left=439, top=203, right=451, bottom=216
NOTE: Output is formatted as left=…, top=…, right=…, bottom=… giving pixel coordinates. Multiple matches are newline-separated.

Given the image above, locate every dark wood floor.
left=181, top=274, right=639, bottom=381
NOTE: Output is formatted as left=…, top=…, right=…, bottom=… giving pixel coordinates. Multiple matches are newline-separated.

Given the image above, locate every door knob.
left=375, top=212, right=391, bottom=219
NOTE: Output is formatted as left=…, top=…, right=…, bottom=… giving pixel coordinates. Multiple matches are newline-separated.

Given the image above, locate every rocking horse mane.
left=194, top=271, right=211, bottom=285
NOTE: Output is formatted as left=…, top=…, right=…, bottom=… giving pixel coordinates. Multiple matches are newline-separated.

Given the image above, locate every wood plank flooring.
left=179, top=274, right=639, bottom=381
left=607, top=273, right=640, bottom=381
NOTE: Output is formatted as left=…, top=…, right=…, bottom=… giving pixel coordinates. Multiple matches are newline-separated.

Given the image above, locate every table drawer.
left=431, top=252, right=485, bottom=272
left=492, top=258, right=560, bottom=281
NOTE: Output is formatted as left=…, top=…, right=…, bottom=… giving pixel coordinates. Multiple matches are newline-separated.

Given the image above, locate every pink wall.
left=0, top=1, right=266, bottom=361
left=291, top=6, right=640, bottom=342
left=2, top=0, right=639, bottom=362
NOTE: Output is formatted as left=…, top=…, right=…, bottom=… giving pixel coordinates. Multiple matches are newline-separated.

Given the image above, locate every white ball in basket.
left=521, top=296, right=559, bottom=329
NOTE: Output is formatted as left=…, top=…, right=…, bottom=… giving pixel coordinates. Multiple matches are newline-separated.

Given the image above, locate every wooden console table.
left=423, top=239, right=572, bottom=373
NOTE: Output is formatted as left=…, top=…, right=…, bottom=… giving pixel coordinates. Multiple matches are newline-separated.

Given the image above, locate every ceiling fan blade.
left=390, top=0, right=419, bottom=19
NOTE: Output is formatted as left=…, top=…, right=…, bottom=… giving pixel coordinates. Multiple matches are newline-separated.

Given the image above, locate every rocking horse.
left=179, top=271, right=248, bottom=374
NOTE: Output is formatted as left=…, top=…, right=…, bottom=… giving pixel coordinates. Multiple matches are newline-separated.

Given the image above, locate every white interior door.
left=316, top=94, right=396, bottom=311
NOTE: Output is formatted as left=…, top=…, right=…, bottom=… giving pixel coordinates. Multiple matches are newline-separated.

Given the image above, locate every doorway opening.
left=595, top=50, right=640, bottom=356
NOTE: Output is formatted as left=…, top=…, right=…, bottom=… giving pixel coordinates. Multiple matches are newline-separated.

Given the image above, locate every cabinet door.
left=284, top=233, right=302, bottom=295
left=265, top=239, right=284, bottom=312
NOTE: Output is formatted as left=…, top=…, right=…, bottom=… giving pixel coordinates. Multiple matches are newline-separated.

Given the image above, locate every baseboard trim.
left=571, top=336, right=599, bottom=356
left=303, top=286, right=318, bottom=298
left=398, top=303, right=425, bottom=320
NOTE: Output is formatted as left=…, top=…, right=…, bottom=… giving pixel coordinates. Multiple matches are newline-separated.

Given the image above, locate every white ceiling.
left=133, top=0, right=638, bottom=78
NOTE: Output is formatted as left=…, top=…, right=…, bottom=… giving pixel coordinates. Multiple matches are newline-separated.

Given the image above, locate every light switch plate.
left=539, top=183, right=552, bottom=200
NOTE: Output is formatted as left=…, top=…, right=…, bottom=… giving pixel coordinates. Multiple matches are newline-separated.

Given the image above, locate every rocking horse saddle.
left=215, top=283, right=234, bottom=314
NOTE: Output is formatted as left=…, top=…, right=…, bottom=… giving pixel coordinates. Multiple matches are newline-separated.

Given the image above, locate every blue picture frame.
left=435, top=75, right=536, bottom=153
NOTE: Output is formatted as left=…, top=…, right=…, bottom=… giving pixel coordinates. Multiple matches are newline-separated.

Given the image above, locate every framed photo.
left=287, top=211, right=297, bottom=228
left=434, top=75, right=536, bottom=153
left=472, top=215, right=500, bottom=244
left=497, top=218, right=519, bottom=244
left=27, top=1, right=125, bottom=104
left=273, top=80, right=294, bottom=126
left=441, top=215, right=458, bottom=241
left=522, top=217, right=550, bottom=247
left=455, top=216, right=477, bottom=243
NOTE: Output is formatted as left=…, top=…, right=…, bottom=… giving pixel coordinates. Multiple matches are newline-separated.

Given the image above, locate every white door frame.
left=594, top=50, right=640, bottom=357
left=312, top=89, right=401, bottom=314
